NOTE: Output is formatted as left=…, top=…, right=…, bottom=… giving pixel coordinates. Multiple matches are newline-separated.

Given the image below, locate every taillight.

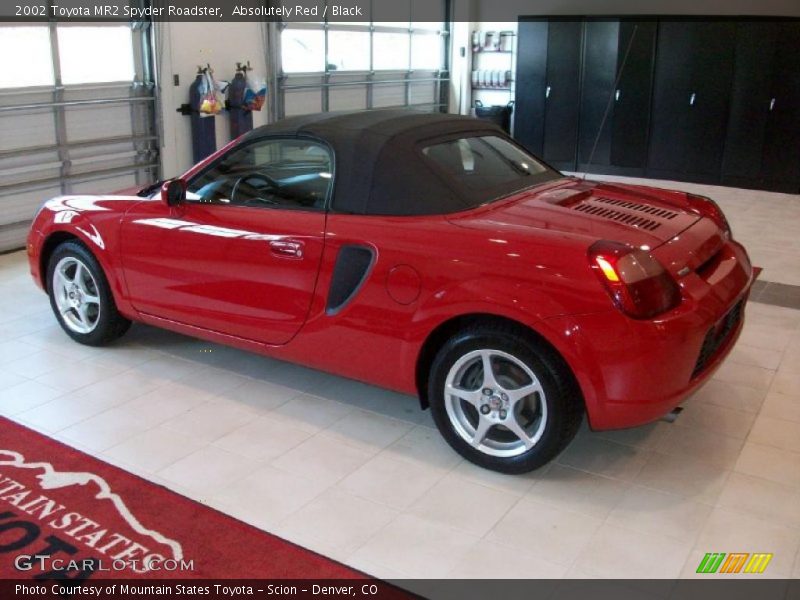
left=588, top=240, right=681, bottom=319
left=687, top=194, right=731, bottom=239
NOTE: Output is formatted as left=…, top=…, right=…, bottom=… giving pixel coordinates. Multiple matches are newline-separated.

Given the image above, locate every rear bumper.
left=547, top=239, right=753, bottom=430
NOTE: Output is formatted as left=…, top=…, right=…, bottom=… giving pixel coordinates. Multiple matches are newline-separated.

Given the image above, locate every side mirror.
left=161, top=179, right=187, bottom=207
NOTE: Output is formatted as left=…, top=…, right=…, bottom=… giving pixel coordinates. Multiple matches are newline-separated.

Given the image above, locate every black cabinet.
left=515, top=19, right=582, bottom=171
left=646, top=21, right=736, bottom=183
left=578, top=20, right=657, bottom=175
left=515, top=17, right=800, bottom=193
left=723, top=22, right=800, bottom=192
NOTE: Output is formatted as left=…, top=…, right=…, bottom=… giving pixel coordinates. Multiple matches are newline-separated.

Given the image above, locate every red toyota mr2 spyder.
left=27, top=110, right=753, bottom=473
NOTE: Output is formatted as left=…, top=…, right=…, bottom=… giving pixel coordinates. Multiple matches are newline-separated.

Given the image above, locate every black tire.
left=46, top=240, right=131, bottom=346
left=428, top=323, right=583, bottom=474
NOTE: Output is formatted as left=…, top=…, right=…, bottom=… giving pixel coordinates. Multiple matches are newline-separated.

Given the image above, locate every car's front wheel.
left=428, top=324, right=583, bottom=473
left=47, top=241, right=131, bottom=346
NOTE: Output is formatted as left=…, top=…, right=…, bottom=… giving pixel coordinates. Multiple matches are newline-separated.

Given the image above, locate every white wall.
left=156, top=22, right=271, bottom=178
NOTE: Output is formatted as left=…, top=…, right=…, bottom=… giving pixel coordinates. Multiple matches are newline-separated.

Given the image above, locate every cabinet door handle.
left=689, top=92, right=696, bottom=106
left=769, top=97, right=776, bottom=111
left=545, top=85, right=551, bottom=99
left=615, top=89, right=621, bottom=102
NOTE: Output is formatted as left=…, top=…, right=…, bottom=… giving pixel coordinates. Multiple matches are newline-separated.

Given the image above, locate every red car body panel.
left=27, top=131, right=753, bottom=432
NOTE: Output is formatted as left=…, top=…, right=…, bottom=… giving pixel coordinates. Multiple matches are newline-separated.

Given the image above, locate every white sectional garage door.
left=0, top=23, right=158, bottom=252
left=274, top=1, right=449, bottom=120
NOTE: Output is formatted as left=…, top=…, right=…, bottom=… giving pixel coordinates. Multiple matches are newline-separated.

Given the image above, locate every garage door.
left=274, top=2, right=450, bottom=119
left=0, top=23, right=158, bottom=252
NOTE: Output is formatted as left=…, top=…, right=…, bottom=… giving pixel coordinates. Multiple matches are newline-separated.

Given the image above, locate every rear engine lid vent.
left=571, top=197, right=681, bottom=232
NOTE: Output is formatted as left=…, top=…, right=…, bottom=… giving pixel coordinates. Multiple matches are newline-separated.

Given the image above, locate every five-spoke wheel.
left=47, top=241, right=131, bottom=346
left=444, top=349, right=547, bottom=457
left=429, top=323, right=583, bottom=473
left=52, top=256, right=101, bottom=334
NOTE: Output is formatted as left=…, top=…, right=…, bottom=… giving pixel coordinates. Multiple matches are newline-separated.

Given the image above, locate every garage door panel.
left=65, top=105, right=134, bottom=142
left=71, top=173, right=137, bottom=195
left=0, top=25, right=156, bottom=252
left=284, top=90, right=322, bottom=116
left=329, top=85, right=368, bottom=111
left=0, top=187, right=59, bottom=225
left=373, top=83, right=406, bottom=108
left=0, top=110, right=57, bottom=151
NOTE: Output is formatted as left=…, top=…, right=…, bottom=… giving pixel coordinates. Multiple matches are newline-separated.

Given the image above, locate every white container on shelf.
left=499, top=31, right=514, bottom=52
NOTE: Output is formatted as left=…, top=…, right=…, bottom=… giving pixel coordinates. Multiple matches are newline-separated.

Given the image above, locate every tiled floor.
left=1, top=178, right=799, bottom=580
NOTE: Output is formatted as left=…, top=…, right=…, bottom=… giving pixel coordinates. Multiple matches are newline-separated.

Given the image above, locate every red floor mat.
left=0, top=417, right=364, bottom=582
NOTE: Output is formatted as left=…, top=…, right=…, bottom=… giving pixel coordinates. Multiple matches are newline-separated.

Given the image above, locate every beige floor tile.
left=655, top=424, right=744, bottom=469
left=712, top=361, right=774, bottom=391
left=591, top=421, right=671, bottom=450
left=3, top=349, right=83, bottom=379
left=770, top=370, right=800, bottom=398
left=735, top=442, right=800, bottom=489
left=33, top=361, right=119, bottom=393
left=0, top=380, right=62, bottom=416
left=0, top=370, right=27, bottom=391
left=210, top=378, right=301, bottom=413
left=407, top=472, right=520, bottom=537
left=76, top=371, right=166, bottom=404
left=447, top=540, right=568, bottom=579
left=278, top=489, right=398, bottom=556
left=211, top=464, right=328, bottom=530
left=271, top=434, right=373, bottom=485
left=487, top=498, right=603, bottom=566
left=557, top=435, right=650, bottom=481
left=728, top=344, right=783, bottom=371
left=573, top=523, right=692, bottom=578
left=738, top=323, right=794, bottom=352
left=161, top=402, right=256, bottom=444
left=113, top=382, right=212, bottom=428
left=748, top=414, right=800, bottom=453
left=59, top=407, right=150, bottom=452
left=272, top=393, right=353, bottom=433
left=15, top=393, right=121, bottom=432
left=717, top=472, right=800, bottom=529
left=673, top=401, right=756, bottom=439
left=383, top=425, right=463, bottom=472
left=337, top=453, right=446, bottom=510
left=527, top=464, right=628, bottom=519
left=212, top=415, right=311, bottom=462
left=350, top=514, right=479, bottom=578
left=634, top=451, right=731, bottom=504
left=0, top=339, right=41, bottom=365
left=760, top=391, right=800, bottom=423
left=320, top=409, right=414, bottom=452
left=691, top=378, right=767, bottom=413
left=691, top=507, right=800, bottom=576
left=606, top=486, right=713, bottom=543
left=104, top=426, right=205, bottom=473
left=449, top=459, right=544, bottom=496
left=157, top=446, right=258, bottom=499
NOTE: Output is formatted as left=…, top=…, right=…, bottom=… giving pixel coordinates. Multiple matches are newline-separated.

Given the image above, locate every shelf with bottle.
left=471, top=30, right=515, bottom=54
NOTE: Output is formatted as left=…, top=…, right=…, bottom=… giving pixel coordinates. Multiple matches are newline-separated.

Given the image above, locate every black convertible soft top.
left=240, top=110, right=513, bottom=216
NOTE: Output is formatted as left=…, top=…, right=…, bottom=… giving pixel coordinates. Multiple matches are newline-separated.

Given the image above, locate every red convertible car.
left=27, top=110, right=753, bottom=473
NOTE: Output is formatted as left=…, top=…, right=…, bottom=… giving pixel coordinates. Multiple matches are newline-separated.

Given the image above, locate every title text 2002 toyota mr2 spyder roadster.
left=27, top=110, right=753, bottom=473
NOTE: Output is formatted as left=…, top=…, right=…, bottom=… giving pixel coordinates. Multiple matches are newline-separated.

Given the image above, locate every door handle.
left=769, top=97, right=776, bottom=111
left=689, top=92, right=696, bottom=106
left=615, top=89, right=621, bottom=102
left=545, top=85, right=551, bottom=99
left=269, top=240, right=304, bottom=259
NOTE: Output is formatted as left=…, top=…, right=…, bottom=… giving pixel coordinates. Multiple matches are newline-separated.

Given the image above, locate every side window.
left=187, top=139, right=333, bottom=210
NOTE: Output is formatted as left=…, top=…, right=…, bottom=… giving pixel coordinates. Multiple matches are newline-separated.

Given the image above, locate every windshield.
left=421, top=135, right=560, bottom=208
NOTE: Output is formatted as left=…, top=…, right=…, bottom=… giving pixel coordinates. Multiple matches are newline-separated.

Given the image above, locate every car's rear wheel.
left=428, top=324, right=583, bottom=473
left=47, top=241, right=131, bottom=346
